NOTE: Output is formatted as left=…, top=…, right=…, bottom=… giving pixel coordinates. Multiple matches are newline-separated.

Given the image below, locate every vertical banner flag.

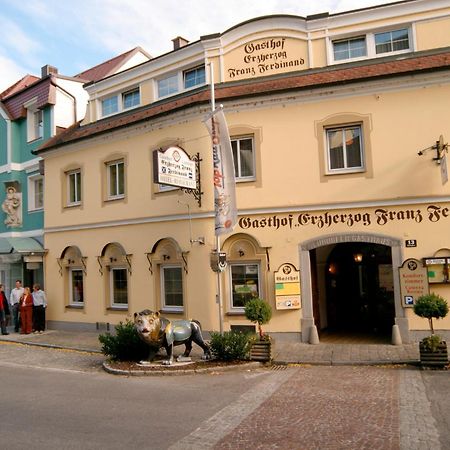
left=204, top=106, right=237, bottom=236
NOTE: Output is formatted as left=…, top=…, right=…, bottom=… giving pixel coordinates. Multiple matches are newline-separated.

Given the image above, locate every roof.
left=36, top=47, right=450, bottom=154
left=74, top=47, right=151, bottom=82
left=0, top=75, right=40, bottom=100
left=1, top=76, right=56, bottom=120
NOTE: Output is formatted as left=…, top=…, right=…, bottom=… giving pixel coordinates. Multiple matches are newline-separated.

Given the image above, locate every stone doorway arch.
left=299, top=232, right=409, bottom=343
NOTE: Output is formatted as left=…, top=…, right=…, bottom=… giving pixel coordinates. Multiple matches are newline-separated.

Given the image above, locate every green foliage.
left=244, top=298, right=272, bottom=338
left=414, top=293, right=449, bottom=335
left=209, top=331, right=252, bottom=361
left=421, top=334, right=443, bottom=352
left=99, top=319, right=150, bottom=362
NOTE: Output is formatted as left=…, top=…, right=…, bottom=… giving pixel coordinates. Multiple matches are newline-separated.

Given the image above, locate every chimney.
left=41, top=65, right=58, bottom=78
left=172, top=36, right=189, bottom=50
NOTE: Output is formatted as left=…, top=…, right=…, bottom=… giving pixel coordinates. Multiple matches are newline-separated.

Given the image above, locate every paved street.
left=0, top=341, right=449, bottom=450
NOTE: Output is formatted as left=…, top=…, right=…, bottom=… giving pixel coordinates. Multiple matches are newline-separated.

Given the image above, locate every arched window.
left=222, top=234, right=269, bottom=313
left=99, top=243, right=131, bottom=310
left=58, top=246, right=86, bottom=307
left=149, top=238, right=187, bottom=314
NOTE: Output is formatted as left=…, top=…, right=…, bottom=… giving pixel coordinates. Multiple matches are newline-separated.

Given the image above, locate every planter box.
left=419, top=341, right=448, bottom=367
left=250, top=340, right=272, bottom=362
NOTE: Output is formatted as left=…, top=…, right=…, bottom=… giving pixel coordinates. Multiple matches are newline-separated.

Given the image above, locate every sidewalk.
left=0, top=327, right=425, bottom=365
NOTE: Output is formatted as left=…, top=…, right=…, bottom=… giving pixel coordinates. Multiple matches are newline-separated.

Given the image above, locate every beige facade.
left=38, top=0, right=450, bottom=342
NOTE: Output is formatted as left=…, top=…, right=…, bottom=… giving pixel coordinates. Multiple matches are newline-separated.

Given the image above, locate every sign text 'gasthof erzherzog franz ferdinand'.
left=238, top=204, right=450, bottom=231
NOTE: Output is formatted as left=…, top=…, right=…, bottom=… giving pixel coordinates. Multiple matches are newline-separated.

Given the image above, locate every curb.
left=103, top=360, right=262, bottom=376
left=0, top=338, right=101, bottom=354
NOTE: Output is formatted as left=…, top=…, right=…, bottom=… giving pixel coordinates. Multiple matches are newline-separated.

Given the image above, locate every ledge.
left=65, top=304, right=84, bottom=310
left=106, top=307, right=128, bottom=312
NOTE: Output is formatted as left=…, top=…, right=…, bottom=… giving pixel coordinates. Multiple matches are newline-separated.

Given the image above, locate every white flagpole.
left=209, top=62, right=224, bottom=335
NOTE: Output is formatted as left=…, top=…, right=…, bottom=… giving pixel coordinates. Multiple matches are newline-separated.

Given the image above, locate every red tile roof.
left=2, top=76, right=56, bottom=120
left=74, top=47, right=151, bottom=82
left=0, top=75, right=40, bottom=100
left=36, top=48, right=450, bottom=154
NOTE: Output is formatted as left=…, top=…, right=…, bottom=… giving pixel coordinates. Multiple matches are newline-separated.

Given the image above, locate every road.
left=0, top=341, right=448, bottom=450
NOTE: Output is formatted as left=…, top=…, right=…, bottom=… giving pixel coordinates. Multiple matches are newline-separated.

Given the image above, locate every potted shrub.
left=244, top=298, right=273, bottom=361
left=413, top=293, right=449, bottom=367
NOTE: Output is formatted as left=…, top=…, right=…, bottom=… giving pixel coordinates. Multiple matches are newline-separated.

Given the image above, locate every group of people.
left=0, top=280, right=47, bottom=335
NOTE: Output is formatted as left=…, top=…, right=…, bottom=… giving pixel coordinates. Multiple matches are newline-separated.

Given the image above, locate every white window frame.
left=100, top=86, right=140, bottom=118
left=109, top=266, right=128, bottom=308
left=157, top=73, right=179, bottom=98
left=106, top=160, right=125, bottom=200
left=330, top=26, right=412, bottom=64
left=67, top=169, right=82, bottom=206
left=229, top=262, right=261, bottom=312
left=69, top=268, right=84, bottom=305
left=231, top=135, right=256, bottom=182
left=28, top=174, right=44, bottom=211
left=183, top=65, right=206, bottom=89
left=25, top=100, right=43, bottom=142
left=160, top=264, right=184, bottom=312
left=325, top=124, right=365, bottom=174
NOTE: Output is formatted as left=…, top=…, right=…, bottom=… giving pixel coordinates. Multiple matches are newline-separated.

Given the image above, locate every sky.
left=0, top=0, right=393, bottom=92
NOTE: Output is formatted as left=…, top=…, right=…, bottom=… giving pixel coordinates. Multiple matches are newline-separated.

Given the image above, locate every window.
left=184, top=66, right=206, bottom=89
left=231, top=136, right=255, bottom=181
left=67, top=170, right=81, bottom=205
left=69, top=269, right=84, bottom=305
left=333, top=36, right=367, bottom=61
left=28, top=175, right=44, bottom=211
left=101, top=96, right=118, bottom=117
left=161, top=265, right=183, bottom=311
left=158, top=74, right=178, bottom=98
left=326, top=125, right=363, bottom=172
left=107, top=160, right=125, bottom=199
left=375, top=28, right=409, bottom=54
left=27, top=107, right=43, bottom=142
left=110, top=267, right=128, bottom=307
left=122, top=89, right=140, bottom=109
left=230, top=263, right=260, bottom=309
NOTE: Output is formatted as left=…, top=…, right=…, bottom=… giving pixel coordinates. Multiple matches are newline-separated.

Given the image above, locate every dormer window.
left=331, top=27, right=411, bottom=63
left=157, top=74, right=178, bottom=98
left=26, top=101, right=43, bottom=142
left=101, top=96, right=119, bottom=116
left=184, top=66, right=205, bottom=89
left=122, top=88, right=140, bottom=109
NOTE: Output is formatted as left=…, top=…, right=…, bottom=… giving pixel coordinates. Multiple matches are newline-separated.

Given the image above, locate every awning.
left=0, top=237, right=45, bottom=255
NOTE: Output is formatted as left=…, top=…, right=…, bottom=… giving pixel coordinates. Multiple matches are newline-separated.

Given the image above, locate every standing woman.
left=32, top=284, right=47, bottom=333
left=20, top=287, right=33, bottom=334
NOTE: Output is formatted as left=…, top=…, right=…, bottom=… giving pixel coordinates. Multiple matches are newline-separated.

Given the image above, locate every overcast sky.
left=0, top=0, right=392, bottom=92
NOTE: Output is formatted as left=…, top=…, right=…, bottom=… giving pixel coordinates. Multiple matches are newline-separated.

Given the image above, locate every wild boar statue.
left=134, top=309, right=211, bottom=365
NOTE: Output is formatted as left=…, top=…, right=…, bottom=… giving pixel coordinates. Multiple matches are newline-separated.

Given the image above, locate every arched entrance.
left=299, top=233, right=409, bottom=343
left=320, top=242, right=394, bottom=341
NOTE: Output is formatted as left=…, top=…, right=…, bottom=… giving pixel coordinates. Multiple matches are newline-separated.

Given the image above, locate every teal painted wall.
left=0, top=116, right=8, bottom=166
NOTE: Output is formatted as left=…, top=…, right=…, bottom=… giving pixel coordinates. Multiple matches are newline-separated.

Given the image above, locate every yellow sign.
left=274, top=263, right=301, bottom=310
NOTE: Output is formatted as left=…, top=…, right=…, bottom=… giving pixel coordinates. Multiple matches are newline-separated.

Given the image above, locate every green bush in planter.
left=244, top=298, right=272, bottom=339
left=209, top=330, right=252, bottom=361
left=99, top=319, right=151, bottom=362
left=413, top=293, right=449, bottom=351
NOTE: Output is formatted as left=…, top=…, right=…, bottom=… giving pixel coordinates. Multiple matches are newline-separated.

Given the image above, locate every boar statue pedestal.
left=134, top=310, right=211, bottom=365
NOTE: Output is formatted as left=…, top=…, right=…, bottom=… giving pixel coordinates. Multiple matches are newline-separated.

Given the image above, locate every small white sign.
left=153, top=146, right=197, bottom=189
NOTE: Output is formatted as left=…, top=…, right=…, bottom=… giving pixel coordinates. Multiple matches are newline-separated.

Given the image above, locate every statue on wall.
left=2, top=186, right=21, bottom=227
left=134, top=310, right=211, bottom=365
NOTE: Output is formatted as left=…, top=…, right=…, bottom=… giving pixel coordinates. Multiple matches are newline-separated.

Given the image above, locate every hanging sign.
left=153, top=146, right=196, bottom=189
left=274, top=263, right=301, bottom=310
left=399, top=258, right=429, bottom=307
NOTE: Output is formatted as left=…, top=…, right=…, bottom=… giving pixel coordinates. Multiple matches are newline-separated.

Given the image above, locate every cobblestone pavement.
left=171, top=366, right=447, bottom=450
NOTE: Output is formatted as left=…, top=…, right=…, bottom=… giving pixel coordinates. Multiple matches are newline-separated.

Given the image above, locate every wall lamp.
left=238, top=249, right=245, bottom=257
left=353, top=253, right=363, bottom=263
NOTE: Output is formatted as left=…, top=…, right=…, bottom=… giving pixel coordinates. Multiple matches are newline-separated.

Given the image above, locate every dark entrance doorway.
left=313, top=242, right=395, bottom=341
